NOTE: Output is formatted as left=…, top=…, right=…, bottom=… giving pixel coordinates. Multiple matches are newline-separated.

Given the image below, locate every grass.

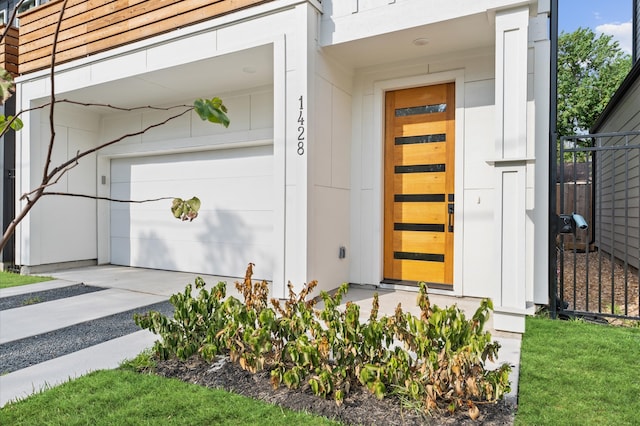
left=0, top=271, right=52, bottom=289
left=3, top=316, right=639, bottom=425
left=0, top=369, right=340, bottom=426
left=20, top=296, right=44, bottom=305
left=516, top=316, right=640, bottom=425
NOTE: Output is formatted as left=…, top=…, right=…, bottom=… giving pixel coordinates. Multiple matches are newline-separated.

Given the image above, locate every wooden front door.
left=383, top=83, right=455, bottom=286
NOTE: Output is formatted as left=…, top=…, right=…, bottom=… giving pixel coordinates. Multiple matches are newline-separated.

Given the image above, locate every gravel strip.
left=0, top=284, right=106, bottom=311
left=0, top=301, right=173, bottom=374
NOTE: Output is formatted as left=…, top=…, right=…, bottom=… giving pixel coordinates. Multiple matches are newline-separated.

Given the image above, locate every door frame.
left=372, top=70, right=465, bottom=295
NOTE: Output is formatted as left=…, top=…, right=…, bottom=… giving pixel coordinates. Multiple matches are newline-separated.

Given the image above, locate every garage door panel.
left=120, top=209, right=274, bottom=245
left=110, top=146, right=274, bottom=279
left=112, top=238, right=273, bottom=281
left=118, top=146, right=273, bottom=183
left=110, top=210, right=132, bottom=237
left=113, top=176, right=273, bottom=211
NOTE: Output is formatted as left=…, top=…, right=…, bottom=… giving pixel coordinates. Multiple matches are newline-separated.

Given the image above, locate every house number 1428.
left=297, top=96, right=305, bottom=155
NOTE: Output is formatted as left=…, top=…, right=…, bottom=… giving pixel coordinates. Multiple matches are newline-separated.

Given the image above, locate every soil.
left=558, top=249, right=640, bottom=318
left=150, top=355, right=517, bottom=426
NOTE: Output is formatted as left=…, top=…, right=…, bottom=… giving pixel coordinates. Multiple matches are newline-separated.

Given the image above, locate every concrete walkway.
left=0, top=265, right=521, bottom=407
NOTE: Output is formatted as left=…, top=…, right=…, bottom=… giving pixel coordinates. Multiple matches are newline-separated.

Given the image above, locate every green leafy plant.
left=136, top=264, right=511, bottom=418
left=134, top=276, right=228, bottom=361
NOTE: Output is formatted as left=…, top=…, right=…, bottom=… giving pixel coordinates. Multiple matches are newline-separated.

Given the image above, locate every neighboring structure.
left=0, top=0, right=49, bottom=23
left=7, top=0, right=551, bottom=333
left=590, top=0, right=640, bottom=270
left=635, top=0, right=639, bottom=63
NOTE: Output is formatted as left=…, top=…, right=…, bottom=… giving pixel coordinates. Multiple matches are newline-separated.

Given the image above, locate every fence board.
left=556, top=181, right=593, bottom=251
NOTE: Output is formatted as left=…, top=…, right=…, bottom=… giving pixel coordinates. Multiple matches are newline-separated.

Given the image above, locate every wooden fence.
left=556, top=181, right=593, bottom=251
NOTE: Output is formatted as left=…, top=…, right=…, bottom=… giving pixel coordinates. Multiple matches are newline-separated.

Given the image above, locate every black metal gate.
left=554, top=130, right=640, bottom=323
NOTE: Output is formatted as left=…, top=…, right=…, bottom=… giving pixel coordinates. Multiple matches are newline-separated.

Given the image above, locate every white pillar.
left=491, top=6, right=533, bottom=333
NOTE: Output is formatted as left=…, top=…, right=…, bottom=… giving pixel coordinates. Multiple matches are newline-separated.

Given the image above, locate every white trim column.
left=491, top=6, right=534, bottom=333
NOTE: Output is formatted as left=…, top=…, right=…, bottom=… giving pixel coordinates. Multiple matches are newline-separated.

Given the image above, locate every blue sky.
left=559, top=0, right=633, bottom=54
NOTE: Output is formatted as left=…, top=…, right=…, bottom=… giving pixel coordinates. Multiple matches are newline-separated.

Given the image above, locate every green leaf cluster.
left=136, top=264, right=511, bottom=419
left=0, top=67, right=15, bottom=105
left=0, top=66, right=23, bottom=135
left=194, top=97, right=230, bottom=128
left=0, top=114, right=23, bottom=134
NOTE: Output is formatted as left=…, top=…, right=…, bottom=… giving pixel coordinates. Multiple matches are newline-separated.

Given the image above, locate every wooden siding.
left=0, top=26, right=19, bottom=76
left=17, top=0, right=274, bottom=74
left=594, top=80, right=640, bottom=270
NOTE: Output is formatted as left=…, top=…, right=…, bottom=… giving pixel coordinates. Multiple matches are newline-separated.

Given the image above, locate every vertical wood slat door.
left=383, top=83, right=455, bottom=285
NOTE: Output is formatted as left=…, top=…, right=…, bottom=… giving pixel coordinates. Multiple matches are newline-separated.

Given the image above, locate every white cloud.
left=595, top=21, right=633, bottom=55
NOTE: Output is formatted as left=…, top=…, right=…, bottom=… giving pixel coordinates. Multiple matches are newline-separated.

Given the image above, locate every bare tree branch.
left=21, top=158, right=79, bottom=201
left=46, top=107, right=192, bottom=185
left=0, top=199, right=35, bottom=254
left=42, top=0, right=69, bottom=181
left=41, top=193, right=177, bottom=204
left=0, top=99, right=193, bottom=140
left=0, top=0, right=26, bottom=43
left=59, top=99, right=194, bottom=112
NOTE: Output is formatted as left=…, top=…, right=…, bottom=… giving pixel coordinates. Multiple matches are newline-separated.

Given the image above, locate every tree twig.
left=42, top=0, right=69, bottom=181
left=20, top=157, right=79, bottom=201
left=45, top=107, right=192, bottom=184
left=41, top=192, right=177, bottom=204
left=0, top=0, right=26, bottom=44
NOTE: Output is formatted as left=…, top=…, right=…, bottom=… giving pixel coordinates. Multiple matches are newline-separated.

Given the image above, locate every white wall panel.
left=250, top=90, right=275, bottom=130
left=313, top=77, right=333, bottom=187
left=27, top=106, right=100, bottom=266
left=461, top=189, right=495, bottom=298
left=141, top=108, right=192, bottom=144
left=463, top=80, right=495, bottom=190
left=331, top=86, right=352, bottom=189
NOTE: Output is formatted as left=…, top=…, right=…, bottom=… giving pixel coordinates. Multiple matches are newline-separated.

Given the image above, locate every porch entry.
left=383, top=83, right=455, bottom=286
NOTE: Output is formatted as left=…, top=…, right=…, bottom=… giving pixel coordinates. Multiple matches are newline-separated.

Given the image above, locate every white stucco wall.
left=307, top=47, right=354, bottom=292
left=12, top=1, right=549, bottom=325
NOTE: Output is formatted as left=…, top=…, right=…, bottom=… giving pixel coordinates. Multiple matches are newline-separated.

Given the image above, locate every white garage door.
left=110, top=145, right=274, bottom=280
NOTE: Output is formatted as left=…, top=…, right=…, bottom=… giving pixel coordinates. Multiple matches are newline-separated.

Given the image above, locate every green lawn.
left=516, top=316, right=640, bottom=425
left=0, top=271, right=52, bottom=289
left=0, top=369, right=340, bottom=426
left=2, top=314, right=639, bottom=425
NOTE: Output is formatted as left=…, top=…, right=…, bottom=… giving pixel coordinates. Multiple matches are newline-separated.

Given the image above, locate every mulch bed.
left=150, top=355, right=516, bottom=425
left=558, top=249, right=640, bottom=318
